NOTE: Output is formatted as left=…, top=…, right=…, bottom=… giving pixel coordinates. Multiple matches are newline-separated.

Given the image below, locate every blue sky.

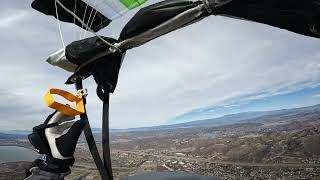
left=0, top=0, right=319, bottom=130
left=171, top=85, right=320, bottom=123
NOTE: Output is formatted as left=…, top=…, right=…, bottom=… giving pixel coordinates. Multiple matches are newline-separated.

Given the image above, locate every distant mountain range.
left=176, top=104, right=320, bottom=126
left=0, top=132, right=26, bottom=139
left=105, top=103, right=320, bottom=132
left=1, top=104, right=320, bottom=135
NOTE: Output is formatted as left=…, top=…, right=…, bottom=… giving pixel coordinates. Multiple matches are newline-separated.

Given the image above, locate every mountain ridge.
left=102, top=103, right=320, bottom=132
left=2, top=104, right=320, bottom=134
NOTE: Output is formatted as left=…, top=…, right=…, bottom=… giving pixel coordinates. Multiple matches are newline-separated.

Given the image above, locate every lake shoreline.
left=0, top=146, right=38, bottom=163
left=0, top=144, right=28, bottom=148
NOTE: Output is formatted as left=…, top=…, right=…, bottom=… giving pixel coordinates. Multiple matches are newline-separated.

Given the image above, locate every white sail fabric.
left=46, top=48, right=78, bottom=72
left=82, top=0, right=147, bottom=20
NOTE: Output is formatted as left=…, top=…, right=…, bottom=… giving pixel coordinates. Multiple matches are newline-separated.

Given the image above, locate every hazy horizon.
left=1, top=103, right=319, bottom=132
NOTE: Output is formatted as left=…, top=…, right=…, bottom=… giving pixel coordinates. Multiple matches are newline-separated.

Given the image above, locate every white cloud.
left=0, top=11, right=31, bottom=29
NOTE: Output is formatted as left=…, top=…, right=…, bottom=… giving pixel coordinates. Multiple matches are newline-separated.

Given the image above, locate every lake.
left=0, top=146, right=38, bottom=163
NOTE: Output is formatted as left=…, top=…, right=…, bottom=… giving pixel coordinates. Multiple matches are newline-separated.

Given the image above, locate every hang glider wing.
left=31, top=0, right=110, bottom=32
left=40, top=0, right=320, bottom=94
left=118, top=0, right=208, bottom=49
left=31, top=0, right=147, bottom=32
left=212, top=0, right=320, bottom=39
left=119, top=0, right=319, bottom=50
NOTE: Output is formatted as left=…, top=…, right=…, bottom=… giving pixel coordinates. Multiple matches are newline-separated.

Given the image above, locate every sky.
left=0, top=0, right=319, bottom=130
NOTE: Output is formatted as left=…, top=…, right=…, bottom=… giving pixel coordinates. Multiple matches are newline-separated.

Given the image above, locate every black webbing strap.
left=97, top=85, right=113, bottom=180
left=75, top=78, right=111, bottom=180
left=33, top=122, right=59, bottom=130
left=102, top=96, right=113, bottom=178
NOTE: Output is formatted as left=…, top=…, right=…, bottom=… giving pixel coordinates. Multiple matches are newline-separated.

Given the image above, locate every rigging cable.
left=55, top=0, right=120, bottom=51
left=54, top=0, right=65, bottom=47
left=83, top=0, right=97, bottom=38
left=83, top=0, right=98, bottom=38
left=80, top=3, right=89, bottom=39
left=73, top=0, right=78, bottom=40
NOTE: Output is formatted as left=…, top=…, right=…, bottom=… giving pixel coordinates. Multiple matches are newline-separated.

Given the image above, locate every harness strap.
left=97, top=85, right=113, bottom=179
left=102, top=94, right=113, bottom=179
left=75, top=78, right=112, bottom=180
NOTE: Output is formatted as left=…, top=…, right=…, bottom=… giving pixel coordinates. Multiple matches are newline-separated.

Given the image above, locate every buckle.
left=77, top=89, right=88, bottom=97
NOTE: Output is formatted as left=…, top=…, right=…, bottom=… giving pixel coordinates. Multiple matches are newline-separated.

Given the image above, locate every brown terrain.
left=1, top=104, right=320, bottom=179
